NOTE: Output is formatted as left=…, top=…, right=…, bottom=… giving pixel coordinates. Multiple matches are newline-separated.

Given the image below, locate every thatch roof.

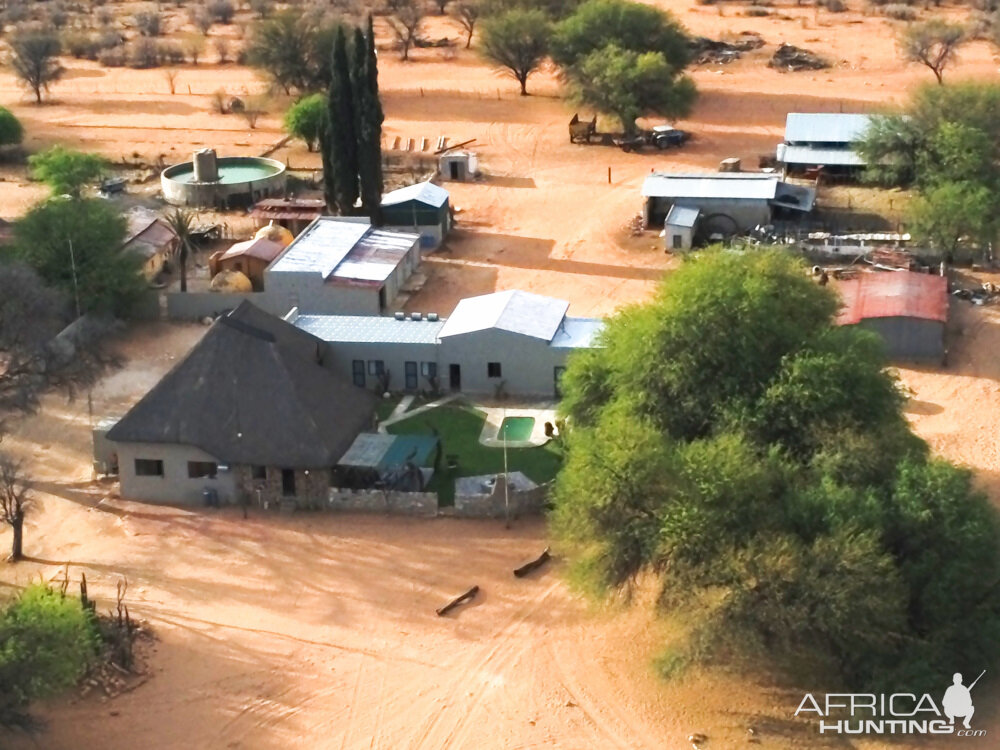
left=108, top=302, right=375, bottom=467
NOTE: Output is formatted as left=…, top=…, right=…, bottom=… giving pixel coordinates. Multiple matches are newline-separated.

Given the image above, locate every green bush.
left=0, top=107, right=23, bottom=148
left=883, top=3, right=917, bottom=19
left=0, top=584, right=98, bottom=725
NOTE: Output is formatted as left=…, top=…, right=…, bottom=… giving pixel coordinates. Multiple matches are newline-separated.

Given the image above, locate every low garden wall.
left=453, top=482, right=550, bottom=519
left=326, top=488, right=438, bottom=517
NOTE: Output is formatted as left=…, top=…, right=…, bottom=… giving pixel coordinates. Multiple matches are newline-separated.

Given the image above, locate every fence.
left=164, top=291, right=286, bottom=321
left=453, top=481, right=550, bottom=519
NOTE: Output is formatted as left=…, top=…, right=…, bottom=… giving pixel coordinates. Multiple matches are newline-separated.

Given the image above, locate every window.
left=404, top=361, right=418, bottom=390
left=251, top=465, right=267, bottom=481
left=134, top=458, right=164, bottom=477
left=487, top=362, right=502, bottom=378
left=188, top=461, right=218, bottom=479
left=420, top=361, right=437, bottom=379
left=352, top=359, right=365, bottom=388
left=368, top=360, right=385, bottom=376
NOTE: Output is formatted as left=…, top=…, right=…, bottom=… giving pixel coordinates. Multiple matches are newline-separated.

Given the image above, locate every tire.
left=655, top=139, right=669, bottom=150
left=621, top=144, right=632, bottom=153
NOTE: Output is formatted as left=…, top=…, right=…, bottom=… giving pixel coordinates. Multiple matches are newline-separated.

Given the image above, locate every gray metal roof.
left=381, top=181, right=450, bottom=208
left=642, top=173, right=779, bottom=201
left=776, top=143, right=866, bottom=167
left=268, top=218, right=418, bottom=283
left=438, top=290, right=569, bottom=341
left=338, top=432, right=395, bottom=467
left=549, top=318, right=604, bottom=349
left=784, top=113, right=872, bottom=144
left=294, top=314, right=445, bottom=344
left=665, top=205, right=701, bottom=228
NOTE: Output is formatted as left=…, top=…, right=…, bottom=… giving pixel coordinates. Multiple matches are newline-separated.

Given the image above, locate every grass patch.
left=387, top=403, right=562, bottom=505
left=374, top=394, right=402, bottom=423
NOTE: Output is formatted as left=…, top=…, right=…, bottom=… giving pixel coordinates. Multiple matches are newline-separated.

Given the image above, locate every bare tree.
left=388, top=0, right=427, bottom=61
left=452, top=0, right=480, bottom=49
left=241, top=94, right=268, bottom=129
left=163, top=69, right=179, bottom=94
left=0, top=453, right=31, bottom=562
left=0, top=264, right=109, bottom=436
left=183, top=32, right=206, bottom=65
left=900, top=19, right=967, bottom=84
left=433, top=0, right=449, bottom=13
left=214, top=36, right=231, bottom=64
left=9, top=29, right=65, bottom=104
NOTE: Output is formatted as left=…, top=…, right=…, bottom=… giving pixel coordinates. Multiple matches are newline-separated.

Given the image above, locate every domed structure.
left=254, top=221, right=294, bottom=247
left=210, top=270, right=253, bottom=293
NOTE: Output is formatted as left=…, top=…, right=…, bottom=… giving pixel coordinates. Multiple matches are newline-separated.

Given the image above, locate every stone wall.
left=234, top=465, right=331, bottom=509
left=327, top=488, right=438, bottom=517
left=453, top=481, right=550, bottom=519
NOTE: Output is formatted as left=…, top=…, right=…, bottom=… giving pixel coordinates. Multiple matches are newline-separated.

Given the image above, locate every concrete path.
left=377, top=393, right=460, bottom=433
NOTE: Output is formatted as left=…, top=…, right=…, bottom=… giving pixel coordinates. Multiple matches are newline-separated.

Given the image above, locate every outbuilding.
left=836, top=271, right=948, bottom=363
left=209, top=237, right=285, bottom=290
left=123, top=207, right=179, bottom=280
left=381, top=182, right=451, bottom=249
left=438, top=150, right=478, bottom=182
left=777, top=113, right=871, bottom=175
left=641, top=172, right=815, bottom=239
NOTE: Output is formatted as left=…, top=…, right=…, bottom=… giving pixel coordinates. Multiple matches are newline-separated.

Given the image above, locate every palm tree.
left=165, top=208, right=196, bottom=293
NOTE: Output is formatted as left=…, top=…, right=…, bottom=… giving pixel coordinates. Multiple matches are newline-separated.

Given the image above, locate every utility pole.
left=503, top=404, right=510, bottom=530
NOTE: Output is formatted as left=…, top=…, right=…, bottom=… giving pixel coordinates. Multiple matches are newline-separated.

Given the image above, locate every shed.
left=439, top=150, right=478, bottom=182
left=778, top=113, right=871, bottom=173
left=250, top=198, right=325, bottom=236
left=123, top=207, right=179, bottom=280
left=209, top=237, right=285, bottom=290
left=836, top=271, right=947, bottom=363
left=381, top=182, right=451, bottom=249
left=664, top=205, right=700, bottom=250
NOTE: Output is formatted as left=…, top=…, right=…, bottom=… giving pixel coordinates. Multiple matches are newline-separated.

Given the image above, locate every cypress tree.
left=353, top=19, right=384, bottom=226
left=322, top=26, right=359, bottom=215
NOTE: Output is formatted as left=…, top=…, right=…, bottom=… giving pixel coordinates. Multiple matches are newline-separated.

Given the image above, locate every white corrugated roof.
left=784, top=113, right=872, bottom=144
left=777, top=143, right=866, bottom=167
left=642, top=173, right=779, bottom=200
left=269, top=219, right=370, bottom=277
left=549, top=318, right=604, bottom=349
left=438, top=290, right=569, bottom=341
left=665, top=205, right=701, bottom=228
left=381, top=181, right=450, bottom=208
left=294, top=314, right=445, bottom=344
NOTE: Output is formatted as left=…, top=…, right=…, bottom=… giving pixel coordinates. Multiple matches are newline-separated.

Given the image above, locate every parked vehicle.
left=568, top=113, right=598, bottom=144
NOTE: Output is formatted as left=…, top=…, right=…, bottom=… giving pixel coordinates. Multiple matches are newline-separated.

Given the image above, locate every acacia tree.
left=571, top=45, right=695, bottom=134
left=480, top=9, right=551, bottom=95
left=0, top=264, right=108, bottom=438
left=388, top=0, right=427, bottom=61
left=900, top=19, right=967, bottom=85
left=554, top=250, right=1000, bottom=693
left=284, top=93, right=326, bottom=151
left=0, top=454, right=30, bottom=562
left=28, top=146, right=107, bottom=197
left=452, top=0, right=481, bottom=48
left=9, top=29, right=64, bottom=104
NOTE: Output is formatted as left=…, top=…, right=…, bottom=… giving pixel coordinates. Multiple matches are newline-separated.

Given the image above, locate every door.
left=554, top=366, right=566, bottom=398
left=449, top=364, right=461, bottom=391
left=405, top=361, right=418, bottom=390
left=450, top=161, right=460, bottom=180
left=352, top=360, right=365, bottom=388
left=281, top=469, right=295, bottom=497
left=378, top=286, right=387, bottom=311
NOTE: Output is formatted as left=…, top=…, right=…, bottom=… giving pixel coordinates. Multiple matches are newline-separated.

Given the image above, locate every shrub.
left=210, top=88, right=229, bottom=113
left=96, top=7, right=113, bottom=25
left=207, top=0, right=235, bottom=24
left=0, top=584, right=98, bottom=725
left=98, top=46, right=127, bottom=67
left=883, top=3, right=916, bottom=18
left=250, top=0, right=272, bottom=17
left=189, top=6, right=213, bottom=33
left=158, top=42, right=185, bottom=64
left=0, top=107, right=23, bottom=147
left=2, top=2, right=29, bottom=24
left=48, top=2, right=69, bottom=28
left=134, top=10, right=162, bottom=37
left=214, top=36, right=230, bottom=63
left=744, top=6, right=770, bottom=15
left=822, top=0, right=847, bottom=11
left=63, top=32, right=97, bottom=59
left=128, top=37, right=161, bottom=68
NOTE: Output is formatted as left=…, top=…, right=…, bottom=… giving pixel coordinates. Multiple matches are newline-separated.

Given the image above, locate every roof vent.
left=411, top=312, right=422, bottom=321
left=427, top=312, right=439, bottom=322
left=394, top=311, right=405, bottom=320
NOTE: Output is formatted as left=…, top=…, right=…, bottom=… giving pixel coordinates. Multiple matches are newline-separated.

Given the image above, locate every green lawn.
left=386, top=403, right=562, bottom=504
left=374, top=394, right=402, bottom=423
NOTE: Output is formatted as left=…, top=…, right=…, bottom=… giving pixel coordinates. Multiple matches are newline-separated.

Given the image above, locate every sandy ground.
left=2, top=3, right=1000, bottom=746
left=1, top=3, right=996, bottom=316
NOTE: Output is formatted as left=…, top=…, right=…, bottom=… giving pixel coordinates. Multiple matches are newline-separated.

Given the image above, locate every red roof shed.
left=836, top=271, right=948, bottom=327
